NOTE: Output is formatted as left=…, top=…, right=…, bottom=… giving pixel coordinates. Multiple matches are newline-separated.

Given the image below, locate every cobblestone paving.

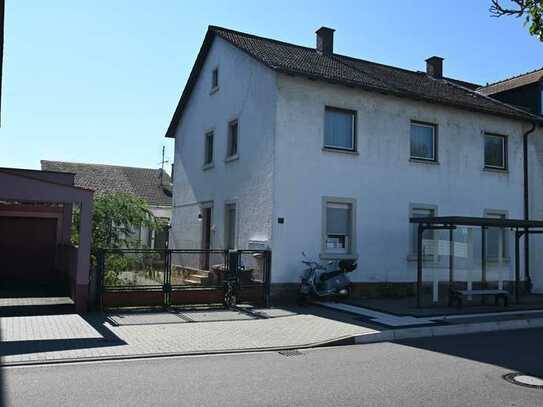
left=0, top=309, right=376, bottom=365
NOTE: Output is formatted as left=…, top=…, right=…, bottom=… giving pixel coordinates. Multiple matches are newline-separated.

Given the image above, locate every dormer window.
left=211, top=67, right=219, bottom=91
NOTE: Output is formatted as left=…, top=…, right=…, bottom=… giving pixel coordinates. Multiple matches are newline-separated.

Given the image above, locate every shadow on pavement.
left=397, top=328, right=543, bottom=377
left=0, top=314, right=125, bottom=359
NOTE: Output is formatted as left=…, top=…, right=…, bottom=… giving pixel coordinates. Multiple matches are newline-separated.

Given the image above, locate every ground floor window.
left=485, top=211, right=508, bottom=260
left=323, top=198, right=355, bottom=255
left=410, top=204, right=437, bottom=258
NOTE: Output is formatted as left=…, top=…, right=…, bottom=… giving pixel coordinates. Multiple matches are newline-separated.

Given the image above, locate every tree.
left=490, top=0, right=543, bottom=41
left=72, top=192, right=165, bottom=256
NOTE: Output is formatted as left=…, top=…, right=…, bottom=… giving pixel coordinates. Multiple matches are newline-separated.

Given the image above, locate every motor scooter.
left=297, top=252, right=357, bottom=305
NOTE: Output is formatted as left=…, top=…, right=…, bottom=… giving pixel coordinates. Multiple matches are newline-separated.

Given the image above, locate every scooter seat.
left=319, top=269, right=344, bottom=282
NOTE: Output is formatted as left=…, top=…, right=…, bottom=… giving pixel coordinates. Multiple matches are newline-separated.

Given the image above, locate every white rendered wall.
left=170, top=37, right=276, bottom=254
left=529, top=129, right=543, bottom=293
left=272, top=74, right=532, bottom=284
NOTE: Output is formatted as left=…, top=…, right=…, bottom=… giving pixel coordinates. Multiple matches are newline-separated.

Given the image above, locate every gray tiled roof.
left=165, top=26, right=541, bottom=138
left=40, top=161, right=172, bottom=207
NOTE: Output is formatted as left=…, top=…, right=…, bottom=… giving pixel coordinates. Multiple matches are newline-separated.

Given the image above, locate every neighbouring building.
left=0, top=167, right=93, bottom=312
left=165, top=26, right=543, bottom=301
left=41, top=161, right=172, bottom=249
left=478, top=68, right=543, bottom=116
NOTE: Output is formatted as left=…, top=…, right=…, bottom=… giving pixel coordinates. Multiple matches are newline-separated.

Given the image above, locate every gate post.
left=228, top=250, right=239, bottom=278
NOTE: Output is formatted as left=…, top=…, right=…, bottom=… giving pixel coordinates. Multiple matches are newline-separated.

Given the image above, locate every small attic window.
left=211, top=67, right=219, bottom=90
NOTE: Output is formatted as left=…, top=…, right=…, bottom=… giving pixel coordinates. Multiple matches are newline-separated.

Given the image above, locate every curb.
left=0, top=334, right=357, bottom=368
left=354, top=317, right=543, bottom=344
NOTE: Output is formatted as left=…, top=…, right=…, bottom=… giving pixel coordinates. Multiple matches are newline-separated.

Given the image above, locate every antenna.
left=159, top=145, right=169, bottom=187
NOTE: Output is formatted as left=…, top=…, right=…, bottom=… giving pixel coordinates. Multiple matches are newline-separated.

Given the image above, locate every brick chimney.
left=316, top=27, right=335, bottom=55
left=426, top=56, right=444, bottom=79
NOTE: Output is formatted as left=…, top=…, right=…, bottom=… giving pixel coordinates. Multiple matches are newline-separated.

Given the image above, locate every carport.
left=411, top=216, right=543, bottom=308
left=0, top=168, right=93, bottom=312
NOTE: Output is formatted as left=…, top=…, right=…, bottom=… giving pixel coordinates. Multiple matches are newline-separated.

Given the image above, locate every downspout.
left=523, top=121, right=536, bottom=291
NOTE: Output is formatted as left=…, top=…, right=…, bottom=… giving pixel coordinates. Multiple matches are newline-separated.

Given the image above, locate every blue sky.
left=1, top=0, right=541, bottom=170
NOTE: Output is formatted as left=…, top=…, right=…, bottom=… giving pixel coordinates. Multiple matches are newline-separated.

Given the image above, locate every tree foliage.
left=490, top=0, right=543, bottom=41
left=72, top=192, right=165, bottom=255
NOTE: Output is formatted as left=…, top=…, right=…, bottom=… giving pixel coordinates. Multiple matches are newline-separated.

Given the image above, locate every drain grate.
left=278, top=349, right=303, bottom=357
left=503, top=373, right=543, bottom=389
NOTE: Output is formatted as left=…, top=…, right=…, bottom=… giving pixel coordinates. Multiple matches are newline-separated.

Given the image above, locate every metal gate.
left=96, top=248, right=271, bottom=309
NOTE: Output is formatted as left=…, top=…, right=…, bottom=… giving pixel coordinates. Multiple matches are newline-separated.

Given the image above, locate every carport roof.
left=0, top=168, right=94, bottom=204
left=410, top=216, right=543, bottom=229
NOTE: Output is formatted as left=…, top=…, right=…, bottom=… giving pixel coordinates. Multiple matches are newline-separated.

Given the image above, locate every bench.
left=449, top=289, right=509, bottom=308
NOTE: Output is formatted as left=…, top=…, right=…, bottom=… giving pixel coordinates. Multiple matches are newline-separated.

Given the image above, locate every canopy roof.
left=410, top=216, right=543, bottom=229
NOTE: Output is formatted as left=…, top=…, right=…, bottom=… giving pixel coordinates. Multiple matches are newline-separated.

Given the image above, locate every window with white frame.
left=323, top=198, right=355, bottom=255
left=204, top=131, right=214, bottom=166
left=485, top=211, right=508, bottom=260
left=324, top=107, right=356, bottom=151
left=227, top=120, right=238, bottom=158
left=484, top=133, right=507, bottom=170
left=410, top=121, right=437, bottom=161
left=409, top=205, right=437, bottom=258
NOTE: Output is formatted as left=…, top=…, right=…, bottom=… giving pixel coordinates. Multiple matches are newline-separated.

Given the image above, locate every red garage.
left=0, top=168, right=93, bottom=313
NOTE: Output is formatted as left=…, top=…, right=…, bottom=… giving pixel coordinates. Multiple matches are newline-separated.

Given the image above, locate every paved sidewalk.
left=0, top=308, right=377, bottom=365
left=3, top=303, right=543, bottom=366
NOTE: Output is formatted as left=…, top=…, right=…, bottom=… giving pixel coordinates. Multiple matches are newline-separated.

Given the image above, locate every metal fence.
left=96, top=248, right=271, bottom=308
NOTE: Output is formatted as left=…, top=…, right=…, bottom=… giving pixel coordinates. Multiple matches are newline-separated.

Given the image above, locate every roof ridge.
left=41, top=160, right=162, bottom=172
left=478, top=66, right=543, bottom=89
left=212, top=26, right=461, bottom=82
left=210, top=25, right=318, bottom=53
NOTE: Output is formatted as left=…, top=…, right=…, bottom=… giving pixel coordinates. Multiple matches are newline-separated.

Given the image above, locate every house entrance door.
left=200, top=206, right=212, bottom=270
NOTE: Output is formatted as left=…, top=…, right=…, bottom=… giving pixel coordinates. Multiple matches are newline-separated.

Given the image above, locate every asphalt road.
left=2, top=329, right=543, bottom=407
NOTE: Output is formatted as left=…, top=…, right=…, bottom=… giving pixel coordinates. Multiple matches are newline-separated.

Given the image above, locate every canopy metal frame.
left=410, top=216, right=543, bottom=308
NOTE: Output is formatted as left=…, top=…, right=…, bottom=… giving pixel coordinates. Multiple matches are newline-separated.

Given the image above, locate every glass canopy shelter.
left=410, top=216, right=543, bottom=308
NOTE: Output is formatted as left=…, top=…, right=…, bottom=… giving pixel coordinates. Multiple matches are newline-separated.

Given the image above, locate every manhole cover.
left=503, top=373, right=543, bottom=389
left=278, top=350, right=303, bottom=357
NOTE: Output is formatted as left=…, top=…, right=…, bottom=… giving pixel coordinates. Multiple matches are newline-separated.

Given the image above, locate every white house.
left=166, top=26, right=543, bottom=300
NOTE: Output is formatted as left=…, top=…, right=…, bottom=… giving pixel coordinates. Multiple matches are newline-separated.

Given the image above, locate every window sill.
left=225, top=154, right=239, bottom=163
left=209, top=86, right=220, bottom=95
left=483, top=166, right=508, bottom=174
left=202, top=163, right=214, bottom=171
left=409, top=158, right=439, bottom=165
left=322, top=147, right=359, bottom=155
left=320, top=252, right=359, bottom=261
